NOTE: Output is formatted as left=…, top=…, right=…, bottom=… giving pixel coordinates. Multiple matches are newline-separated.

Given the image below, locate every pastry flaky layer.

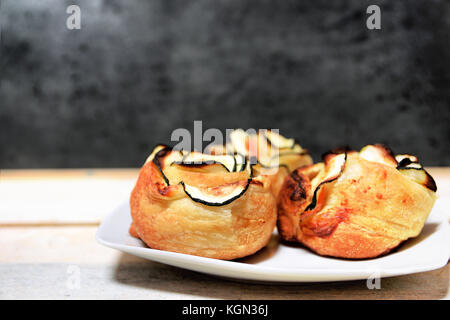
left=277, top=145, right=437, bottom=259
left=129, top=146, right=278, bottom=260
left=130, top=162, right=276, bottom=260
left=129, top=130, right=312, bottom=260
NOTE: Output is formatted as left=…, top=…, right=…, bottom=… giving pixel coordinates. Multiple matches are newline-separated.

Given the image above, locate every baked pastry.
left=209, top=129, right=313, bottom=197
left=129, top=145, right=277, bottom=260
left=277, top=144, right=437, bottom=259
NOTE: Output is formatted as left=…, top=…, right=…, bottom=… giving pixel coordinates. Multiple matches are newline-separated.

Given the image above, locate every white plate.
left=96, top=201, right=450, bottom=283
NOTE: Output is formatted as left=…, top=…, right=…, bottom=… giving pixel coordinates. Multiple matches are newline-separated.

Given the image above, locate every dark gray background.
left=1, top=0, right=449, bottom=168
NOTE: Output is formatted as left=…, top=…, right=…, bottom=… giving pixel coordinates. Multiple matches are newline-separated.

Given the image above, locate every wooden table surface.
left=1, top=168, right=449, bottom=300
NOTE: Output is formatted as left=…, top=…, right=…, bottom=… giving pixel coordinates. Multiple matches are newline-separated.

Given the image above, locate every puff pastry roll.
left=130, top=145, right=277, bottom=260
left=277, top=144, right=437, bottom=259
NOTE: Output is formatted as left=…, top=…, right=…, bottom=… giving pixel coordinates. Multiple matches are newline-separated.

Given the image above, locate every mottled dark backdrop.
left=1, top=0, right=449, bottom=168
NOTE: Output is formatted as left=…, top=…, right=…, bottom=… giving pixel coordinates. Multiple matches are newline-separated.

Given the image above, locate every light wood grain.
left=1, top=226, right=448, bottom=300
left=0, top=169, right=139, bottom=224
left=0, top=168, right=139, bottom=180
left=0, top=168, right=449, bottom=299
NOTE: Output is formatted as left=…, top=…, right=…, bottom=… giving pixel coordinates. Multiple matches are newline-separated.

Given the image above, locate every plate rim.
left=96, top=201, right=450, bottom=283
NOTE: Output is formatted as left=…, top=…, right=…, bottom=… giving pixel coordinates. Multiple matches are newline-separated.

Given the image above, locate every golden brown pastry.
left=129, top=145, right=277, bottom=260
left=277, top=144, right=437, bottom=259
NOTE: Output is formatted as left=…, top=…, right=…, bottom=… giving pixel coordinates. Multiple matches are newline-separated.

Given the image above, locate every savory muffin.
left=129, top=145, right=277, bottom=260
left=277, top=144, right=437, bottom=259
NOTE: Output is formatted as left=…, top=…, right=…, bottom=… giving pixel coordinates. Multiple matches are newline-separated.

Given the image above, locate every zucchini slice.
left=180, top=160, right=253, bottom=206
left=149, top=143, right=255, bottom=205
left=304, top=151, right=347, bottom=212
left=152, top=146, right=184, bottom=185
left=234, top=153, right=247, bottom=172
left=180, top=152, right=236, bottom=172
left=359, top=144, right=397, bottom=167
left=264, top=130, right=295, bottom=149
left=171, top=162, right=230, bottom=173
left=180, top=180, right=250, bottom=206
left=144, top=144, right=169, bottom=164
left=229, top=129, right=249, bottom=156
left=397, top=160, right=437, bottom=192
left=208, top=129, right=309, bottom=172
left=397, top=167, right=437, bottom=192
left=395, top=154, right=419, bottom=165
